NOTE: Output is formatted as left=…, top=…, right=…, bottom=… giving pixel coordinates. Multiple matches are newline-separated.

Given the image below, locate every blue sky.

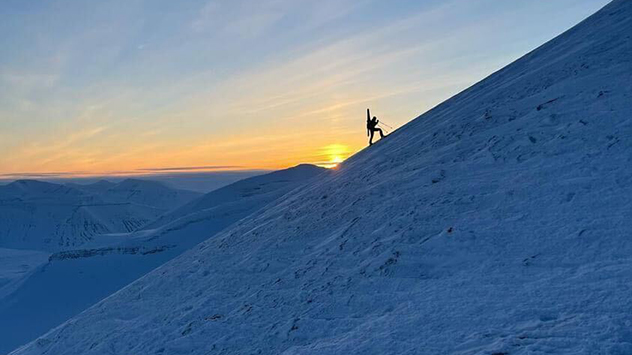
left=0, top=0, right=611, bottom=176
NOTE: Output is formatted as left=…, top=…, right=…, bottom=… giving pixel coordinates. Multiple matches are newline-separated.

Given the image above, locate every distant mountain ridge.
left=65, top=180, right=116, bottom=194
left=1, top=180, right=87, bottom=201
left=0, top=179, right=201, bottom=251
left=69, top=178, right=200, bottom=210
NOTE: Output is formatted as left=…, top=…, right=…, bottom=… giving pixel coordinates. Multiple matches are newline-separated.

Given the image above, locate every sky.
left=0, top=0, right=611, bottom=178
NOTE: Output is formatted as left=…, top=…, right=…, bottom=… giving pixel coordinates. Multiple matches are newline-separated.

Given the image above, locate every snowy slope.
left=0, top=249, right=48, bottom=301
left=95, top=179, right=201, bottom=211
left=0, top=165, right=325, bottom=355
left=10, top=1, right=632, bottom=354
left=68, top=178, right=201, bottom=211
left=0, top=179, right=199, bottom=251
left=147, top=164, right=328, bottom=229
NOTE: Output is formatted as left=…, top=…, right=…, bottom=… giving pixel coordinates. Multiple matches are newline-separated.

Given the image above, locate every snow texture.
left=147, top=164, right=329, bottom=229
left=0, top=165, right=325, bottom=355
left=9, top=1, right=632, bottom=354
left=0, top=249, right=48, bottom=301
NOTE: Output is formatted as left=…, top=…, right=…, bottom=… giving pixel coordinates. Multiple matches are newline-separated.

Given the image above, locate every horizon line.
left=0, top=162, right=334, bottom=182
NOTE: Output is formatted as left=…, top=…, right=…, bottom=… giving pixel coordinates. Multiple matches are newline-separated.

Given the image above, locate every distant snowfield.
left=0, top=165, right=326, bottom=355
left=8, top=1, right=632, bottom=354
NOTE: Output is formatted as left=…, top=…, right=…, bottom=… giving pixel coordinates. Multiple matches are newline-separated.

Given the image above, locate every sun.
left=331, top=155, right=344, bottom=164
left=324, top=155, right=344, bottom=169
left=315, top=144, right=352, bottom=169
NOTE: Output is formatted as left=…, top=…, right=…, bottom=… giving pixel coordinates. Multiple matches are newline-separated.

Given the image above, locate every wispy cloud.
left=1, top=71, right=60, bottom=90
left=0, top=0, right=610, bottom=175
left=0, top=171, right=90, bottom=179
left=0, top=166, right=246, bottom=181
left=20, top=126, right=108, bottom=160
left=190, top=0, right=285, bottom=38
left=137, top=166, right=243, bottom=172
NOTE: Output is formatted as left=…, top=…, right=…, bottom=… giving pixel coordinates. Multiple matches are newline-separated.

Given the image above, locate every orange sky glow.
left=0, top=0, right=609, bottom=180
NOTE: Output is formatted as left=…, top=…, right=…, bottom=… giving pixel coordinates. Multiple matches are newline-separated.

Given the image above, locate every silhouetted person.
left=366, top=108, right=385, bottom=146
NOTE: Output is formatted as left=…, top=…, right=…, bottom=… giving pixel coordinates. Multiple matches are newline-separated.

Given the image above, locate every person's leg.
left=377, top=128, right=385, bottom=138
left=369, top=130, right=375, bottom=145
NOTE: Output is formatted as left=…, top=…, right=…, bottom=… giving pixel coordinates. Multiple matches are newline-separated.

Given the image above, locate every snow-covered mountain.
left=0, top=165, right=326, bottom=355
left=65, top=180, right=116, bottom=194
left=9, top=1, right=632, bottom=354
left=69, top=178, right=201, bottom=211
left=95, top=178, right=201, bottom=211
left=147, top=164, right=328, bottom=229
left=0, top=179, right=200, bottom=251
left=1, top=180, right=85, bottom=200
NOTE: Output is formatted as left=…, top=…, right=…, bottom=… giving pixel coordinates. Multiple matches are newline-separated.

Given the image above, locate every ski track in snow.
left=9, top=1, right=632, bottom=354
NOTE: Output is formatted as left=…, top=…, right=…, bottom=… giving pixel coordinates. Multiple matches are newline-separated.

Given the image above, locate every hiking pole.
left=379, top=121, right=394, bottom=129
left=378, top=121, right=393, bottom=130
